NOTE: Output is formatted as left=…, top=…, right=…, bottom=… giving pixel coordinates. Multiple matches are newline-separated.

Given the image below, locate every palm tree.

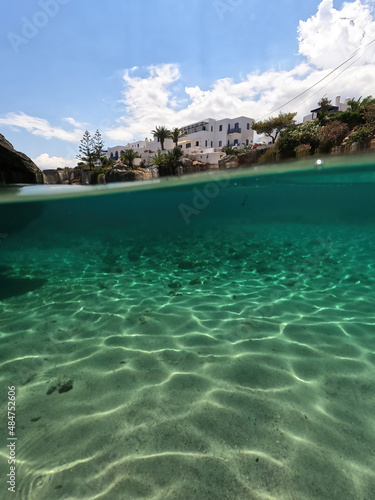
left=120, top=149, right=140, bottom=169
left=347, top=95, right=375, bottom=113
left=149, top=148, right=183, bottom=176
left=151, top=126, right=171, bottom=150
left=170, top=127, right=185, bottom=147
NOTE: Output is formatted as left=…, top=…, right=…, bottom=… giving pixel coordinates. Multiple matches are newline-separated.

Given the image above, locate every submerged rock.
left=0, top=134, right=43, bottom=184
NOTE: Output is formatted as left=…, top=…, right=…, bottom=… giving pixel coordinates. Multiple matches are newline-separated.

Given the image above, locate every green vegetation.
left=258, top=95, right=375, bottom=163
left=346, top=124, right=375, bottom=146
left=151, top=125, right=171, bottom=150
left=149, top=147, right=183, bottom=176
left=223, top=146, right=241, bottom=156
left=170, top=127, right=185, bottom=147
left=251, top=112, right=297, bottom=143
left=317, top=97, right=333, bottom=125
left=318, top=121, right=350, bottom=153
left=76, top=129, right=105, bottom=169
left=120, top=149, right=140, bottom=169
left=258, top=144, right=278, bottom=164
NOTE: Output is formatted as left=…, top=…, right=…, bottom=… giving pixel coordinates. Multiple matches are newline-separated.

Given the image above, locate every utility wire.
left=292, top=50, right=370, bottom=115
left=254, top=37, right=375, bottom=121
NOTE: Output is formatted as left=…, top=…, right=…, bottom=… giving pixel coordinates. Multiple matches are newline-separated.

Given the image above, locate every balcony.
left=227, top=127, right=241, bottom=134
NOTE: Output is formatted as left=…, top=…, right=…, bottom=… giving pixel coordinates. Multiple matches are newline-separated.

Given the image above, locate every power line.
left=293, top=50, right=370, bottom=115
left=254, top=37, right=375, bottom=121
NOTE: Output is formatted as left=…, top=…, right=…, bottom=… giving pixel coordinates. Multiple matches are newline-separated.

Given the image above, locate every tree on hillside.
left=333, top=95, right=375, bottom=128
left=77, top=130, right=95, bottom=169
left=170, top=127, right=185, bottom=147
left=149, top=147, right=183, bottom=176
left=151, top=126, right=171, bottom=150
left=251, top=112, right=297, bottom=143
left=317, top=97, right=332, bottom=125
left=347, top=95, right=375, bottom=113
left=93, top=130, right=104, bottom=163
left=77, top=130, right=105, bottom=169
left=120, top=149, right=140, bottom=169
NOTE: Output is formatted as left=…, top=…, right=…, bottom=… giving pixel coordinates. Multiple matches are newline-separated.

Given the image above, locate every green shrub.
left=277, top=126, right=300, bottom=159
left=364, top=103, right=375, bottom=125
left=346, top=125, right=375, bottom=145
left=277, top=121, right=321, bottom=159
left=319, top=121, right=350, bottom=153
left=332, top=110, right=363, bottom=128
left=294, top=144, right=311, bottom=158
left=258, top=144, right=279, bottom=164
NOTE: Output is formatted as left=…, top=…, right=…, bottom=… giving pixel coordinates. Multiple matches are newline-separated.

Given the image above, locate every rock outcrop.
left=43, top=167, right=158, bottom=185
left=0, top=134, right=43, bottom=184
left=43, top=169, right=82, bottom=184
left=105, top=168, right=158, bottom=183
left=219, top=149, right=266, bottom=169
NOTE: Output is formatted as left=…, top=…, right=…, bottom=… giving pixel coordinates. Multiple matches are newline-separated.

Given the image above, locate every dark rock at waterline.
left=0, top=134, right=43, bottom=184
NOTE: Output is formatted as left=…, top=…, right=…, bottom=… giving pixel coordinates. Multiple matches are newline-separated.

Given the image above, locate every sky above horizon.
left=1, top=0, right=375, bottom=169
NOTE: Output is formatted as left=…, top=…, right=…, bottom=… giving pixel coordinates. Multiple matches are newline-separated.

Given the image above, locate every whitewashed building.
left=178, top=116, right=254, bottom=151
left=106, top=116, right=255, bottom=165
left=107, top=137, right=174, bottom=160
left=303, top=96, right=349, bottom=122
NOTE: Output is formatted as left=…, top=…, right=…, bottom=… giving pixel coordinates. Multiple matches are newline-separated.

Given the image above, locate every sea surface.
left=1, top=156, right=375, bottom=500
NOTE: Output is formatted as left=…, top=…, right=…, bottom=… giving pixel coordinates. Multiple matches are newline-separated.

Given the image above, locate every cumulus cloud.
left=298, top=0, right=375, bottom=69
left=33, top=153, right=77, bottom=170
left=105, top=0, right=375, bottom=144
left=0, top=112, right=84, bottom=142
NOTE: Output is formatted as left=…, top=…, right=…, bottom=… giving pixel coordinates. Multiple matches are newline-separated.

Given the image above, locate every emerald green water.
left=1, top=158, right=375, bottom=499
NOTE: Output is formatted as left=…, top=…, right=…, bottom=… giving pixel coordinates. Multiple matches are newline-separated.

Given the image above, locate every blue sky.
left=1, top=0, right=374, bottom=168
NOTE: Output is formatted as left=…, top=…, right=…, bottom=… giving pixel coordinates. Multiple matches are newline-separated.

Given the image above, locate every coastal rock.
left=0, top=134, right=43, bottom=184
left=105, top=168, right=157, bottom=183
left=43, top=169, right=82, bottom=184
left=219, top=149, right=266, bottom=169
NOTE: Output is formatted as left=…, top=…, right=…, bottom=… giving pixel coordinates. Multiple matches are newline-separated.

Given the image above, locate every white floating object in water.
left=315, top=159, right=323, bottom=169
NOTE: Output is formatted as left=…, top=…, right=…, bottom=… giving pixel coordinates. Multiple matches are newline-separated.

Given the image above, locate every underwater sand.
left=1, top=158, right=375, bottom=499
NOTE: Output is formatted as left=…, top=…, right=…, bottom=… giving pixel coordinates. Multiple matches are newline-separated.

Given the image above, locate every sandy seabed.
left=0, top=219, right=375, bottom=500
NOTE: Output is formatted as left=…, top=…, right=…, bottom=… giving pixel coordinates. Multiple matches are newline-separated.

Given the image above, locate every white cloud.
left=298, top=0, right=375, bottom=69
left=63, top=117, right=87, bottom=128
left=105, top=0, right=375, bottom=144
left=33, top=153, right=76, bottom=170
left=0, top=112, right=84, bottom=142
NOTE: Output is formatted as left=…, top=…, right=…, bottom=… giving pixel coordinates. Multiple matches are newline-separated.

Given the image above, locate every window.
left=246, top=139, right=249, bottom=145
left=114, top=151, right=119, bottom=160
left=228, top=124, right=231, bottom=130
left=202, top=126, right=206, bottom=131
left=227, top=140, right=230, bottom=146
left=137, top=144, right=140, bottom=147
left=234, top=139, right=239, bottom=145
left=211, top=141, right=213, bottom=147
left=235, top=122, right=239, bottom=129
left=186, top=143, right=191, bottom=149
left=247, top=123, right=250, bottom=130
left=211, top=126, right=213, bottom=132
left=195, top=141, right=199, bottom=146
left=219, top=140, right=222, bottom=147
left=205, top=140, right=208, bottom=147
left=219, top=125, right=222, bottom=131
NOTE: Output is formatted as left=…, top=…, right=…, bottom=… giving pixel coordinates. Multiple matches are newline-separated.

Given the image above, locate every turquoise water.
left=1, top=157, right=375, bottom=499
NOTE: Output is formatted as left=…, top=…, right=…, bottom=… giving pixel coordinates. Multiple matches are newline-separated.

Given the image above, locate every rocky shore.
left=0, top=134, right=43, bottom=184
